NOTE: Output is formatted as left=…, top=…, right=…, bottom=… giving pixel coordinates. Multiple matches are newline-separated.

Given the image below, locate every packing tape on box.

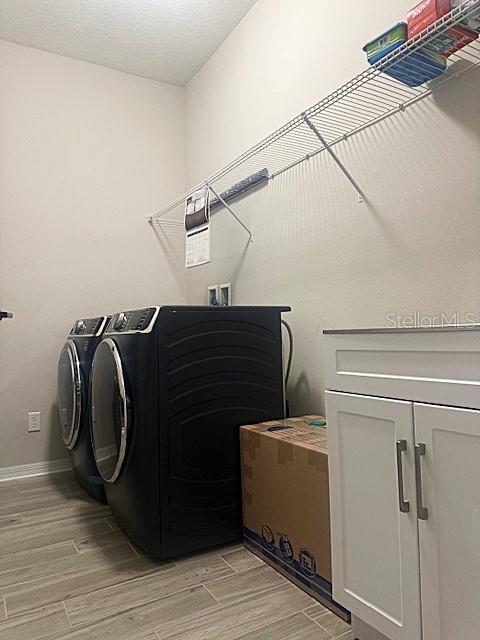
left=241, top=430, right=262, bottom=460
left=308, top=449, right=328, bottom=472
left=277, top=440, right=294, bottom=465
left=242, top=464, right=253, bottom=480
left=243, top=491, right=253, bottom=506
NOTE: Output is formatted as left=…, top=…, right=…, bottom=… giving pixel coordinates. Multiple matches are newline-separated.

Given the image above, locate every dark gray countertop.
left=323, top=324, right=480, bottom=335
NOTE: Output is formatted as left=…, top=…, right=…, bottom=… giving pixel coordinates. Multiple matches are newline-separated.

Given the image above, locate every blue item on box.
left=363, top=22, right=447, bottom=87
left=244, top=526, right=351, bottom=621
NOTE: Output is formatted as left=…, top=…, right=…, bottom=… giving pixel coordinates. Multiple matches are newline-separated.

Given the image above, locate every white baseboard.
left=0, top=458, right=71, bottom=482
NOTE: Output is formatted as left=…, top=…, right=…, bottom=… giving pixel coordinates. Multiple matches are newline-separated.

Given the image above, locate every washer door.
left=57, top=340, right=82, bottom=450
left=91, top=338, right=129, bottom=483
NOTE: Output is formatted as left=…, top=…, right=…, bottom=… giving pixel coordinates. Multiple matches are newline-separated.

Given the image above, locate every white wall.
left=0, top=41, right=187, bottom=468
left=2, top=2, right=480, bottom=467
left=185, top=0, right=480, bottom=416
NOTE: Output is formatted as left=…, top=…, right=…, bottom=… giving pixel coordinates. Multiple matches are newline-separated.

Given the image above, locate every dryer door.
left=57, top=340, right=82, bottom=450
left=91, top=338, right=129, bottom=483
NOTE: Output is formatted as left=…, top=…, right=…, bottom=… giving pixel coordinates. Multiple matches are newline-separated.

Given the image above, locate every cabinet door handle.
left=396, top=440, right=410, bottom=513
left=415, top=443, right=429, bottom=521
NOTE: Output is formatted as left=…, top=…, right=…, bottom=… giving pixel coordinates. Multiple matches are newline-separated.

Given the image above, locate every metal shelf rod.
left=207, top=183, right=253, bottom=243
left=303, top=115, right=366, bottom=203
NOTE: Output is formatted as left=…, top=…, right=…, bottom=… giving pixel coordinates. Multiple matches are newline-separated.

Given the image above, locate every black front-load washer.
left=90, top=305, right=289, bottom=558
left=57, top=316, right=109, bottom=503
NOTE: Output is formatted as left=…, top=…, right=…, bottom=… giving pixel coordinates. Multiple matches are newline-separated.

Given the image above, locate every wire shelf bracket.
left=207, top=183, right=253, bottom=243
left=302, top=114, right=367, bottom=203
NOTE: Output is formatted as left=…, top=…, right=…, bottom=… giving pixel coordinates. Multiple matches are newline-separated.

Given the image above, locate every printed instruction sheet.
left=185, top=187, right=210, bottom=268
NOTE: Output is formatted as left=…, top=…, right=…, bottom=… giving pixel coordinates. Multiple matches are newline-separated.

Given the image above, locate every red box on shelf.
left=407, top=0, right=451, bottom=38
left=426, top=24, right=478, bottom=56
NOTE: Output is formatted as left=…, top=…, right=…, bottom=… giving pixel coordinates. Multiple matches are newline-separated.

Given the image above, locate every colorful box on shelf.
left=407, top=0, right=452, bottom=37
left=452, top=0, right=480, bottom=33
left=363, top=23, right=447, bottom=87
left=407, top=0, right=478, bottom=55
left=363, top=22, right=407, bottom=62
left=424, top=23, right=478, bottom=55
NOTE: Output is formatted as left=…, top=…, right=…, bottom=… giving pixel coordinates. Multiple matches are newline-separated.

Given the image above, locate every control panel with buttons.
left=105, top=308, right=158, bottom=334
left=70, top=317, right=108, bottom=337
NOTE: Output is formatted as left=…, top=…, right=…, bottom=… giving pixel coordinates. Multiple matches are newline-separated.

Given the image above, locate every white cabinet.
left=324, top=328, right=480, bottom=640
left=414, top=403, right=480, bottom=640
left=326, top=392, right=421, bottom=640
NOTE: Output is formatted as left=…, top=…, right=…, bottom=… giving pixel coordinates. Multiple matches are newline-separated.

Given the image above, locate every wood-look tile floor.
left=0, top=472, right=352, bottom=640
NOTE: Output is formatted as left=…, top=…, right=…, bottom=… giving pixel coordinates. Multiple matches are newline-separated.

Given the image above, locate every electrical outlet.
left=28, top=412, right=41, bottom=433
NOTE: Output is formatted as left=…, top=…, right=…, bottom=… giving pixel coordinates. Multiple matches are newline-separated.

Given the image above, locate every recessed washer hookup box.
left=240, top=415, right=350, bottom=622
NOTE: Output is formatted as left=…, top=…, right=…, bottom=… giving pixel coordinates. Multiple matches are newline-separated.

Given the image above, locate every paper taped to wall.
left=185, top=187, right=211, bottom=268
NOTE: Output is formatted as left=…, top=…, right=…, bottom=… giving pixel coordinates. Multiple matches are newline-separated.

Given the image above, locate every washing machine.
left=57, top=316, right=109, bottom=503
left=90, top=305, right=289, bottom=558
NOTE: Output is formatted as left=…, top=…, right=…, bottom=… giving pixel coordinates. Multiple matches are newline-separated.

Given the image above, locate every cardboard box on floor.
left=240, top=415, right=350, bottom=622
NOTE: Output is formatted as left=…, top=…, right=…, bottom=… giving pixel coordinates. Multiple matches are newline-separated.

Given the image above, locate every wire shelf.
left=149, top=0, right=480, bottom=223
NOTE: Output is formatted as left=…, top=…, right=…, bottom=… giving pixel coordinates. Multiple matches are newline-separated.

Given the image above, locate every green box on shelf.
left=363, top=22, right=408, bottom=63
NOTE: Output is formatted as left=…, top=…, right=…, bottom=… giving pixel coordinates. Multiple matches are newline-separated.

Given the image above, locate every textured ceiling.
left=0, top=0, right=257, bottom=85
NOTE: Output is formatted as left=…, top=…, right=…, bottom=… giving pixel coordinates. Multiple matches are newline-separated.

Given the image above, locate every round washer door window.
left=57, top=340, right=82, bottom=450
left=91, top=338, right=128, bottom=483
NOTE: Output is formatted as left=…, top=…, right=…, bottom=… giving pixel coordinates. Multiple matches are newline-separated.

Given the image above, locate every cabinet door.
left=414, top=403, right=480, bottom=640
left=326, top=391, right=421, bottom=640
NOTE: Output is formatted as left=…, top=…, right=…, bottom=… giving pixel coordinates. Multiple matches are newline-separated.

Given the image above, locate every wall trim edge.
left=0, top=459, right=71, bottom=482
